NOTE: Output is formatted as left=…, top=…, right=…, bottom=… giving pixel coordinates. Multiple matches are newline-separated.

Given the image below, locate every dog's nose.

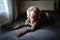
left=30, top=14, right=35, bottom=19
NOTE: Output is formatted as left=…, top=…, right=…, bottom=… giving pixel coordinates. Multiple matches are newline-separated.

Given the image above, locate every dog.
left=11, top=6, right=52, bottom=37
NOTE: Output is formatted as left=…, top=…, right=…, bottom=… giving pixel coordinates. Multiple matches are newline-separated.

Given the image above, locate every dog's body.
left=12, top=6, right=52, bottom=37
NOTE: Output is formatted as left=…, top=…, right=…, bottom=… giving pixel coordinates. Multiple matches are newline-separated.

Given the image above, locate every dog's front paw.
left=17, top=32, right=25, bottom=37
left=16, top=30, right=30, bottom=37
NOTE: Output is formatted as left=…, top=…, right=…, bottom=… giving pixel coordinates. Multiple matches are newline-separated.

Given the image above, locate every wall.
left=54, top=0, right=59, bottom=9
left=20, top=1, right=54, bottom=14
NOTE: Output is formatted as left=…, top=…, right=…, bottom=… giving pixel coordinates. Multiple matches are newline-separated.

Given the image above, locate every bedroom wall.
left=17, top=0, right=59, bottom=14
left=19, top=1, right=54, bottom=14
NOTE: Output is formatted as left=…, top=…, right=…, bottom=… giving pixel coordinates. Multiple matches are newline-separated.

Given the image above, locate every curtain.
left=0, top=0, right=13, bottom=26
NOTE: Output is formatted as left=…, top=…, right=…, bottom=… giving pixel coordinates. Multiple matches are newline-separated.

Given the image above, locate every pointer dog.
left=11, top=6, right=52, bottom=37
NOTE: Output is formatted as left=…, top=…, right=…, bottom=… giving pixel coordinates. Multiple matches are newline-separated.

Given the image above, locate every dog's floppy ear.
left=37, top=8, right=41, bottom=19
left=26, top=10, right=30, bottom=18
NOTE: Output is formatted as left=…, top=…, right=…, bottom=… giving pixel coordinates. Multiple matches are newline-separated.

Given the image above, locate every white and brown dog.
left=11, top=6, right=52, bottom=37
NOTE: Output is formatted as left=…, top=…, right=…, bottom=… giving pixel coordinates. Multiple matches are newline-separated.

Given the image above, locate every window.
left=0, top=0, right=8, bottom=13
left=0, top=0, right=5, bottom=12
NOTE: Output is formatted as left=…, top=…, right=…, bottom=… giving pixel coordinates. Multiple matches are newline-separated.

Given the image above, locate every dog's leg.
left=17, top=22, right=37, bottom=37
left=11, top=19, right=30, bottom=30
left=17, top=29, right=31, bottom=37
left=6, top=23, right=26, bottom=30
left=11, top=23, right=27, bottom=30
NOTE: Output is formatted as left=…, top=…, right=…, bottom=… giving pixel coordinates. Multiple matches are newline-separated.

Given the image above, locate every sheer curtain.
left=0, top=0, right=13, bottom=26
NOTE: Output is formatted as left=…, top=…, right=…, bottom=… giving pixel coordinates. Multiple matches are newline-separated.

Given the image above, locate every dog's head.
left=26, top=6, right=40, bottom=18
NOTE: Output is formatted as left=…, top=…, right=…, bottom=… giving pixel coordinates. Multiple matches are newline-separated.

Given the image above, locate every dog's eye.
left=30, top=9, right=33, bottom=11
